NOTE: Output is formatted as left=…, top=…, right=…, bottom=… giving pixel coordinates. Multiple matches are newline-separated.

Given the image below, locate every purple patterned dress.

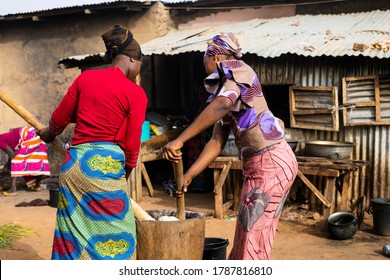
left=205, top=60, right=298, bottom=260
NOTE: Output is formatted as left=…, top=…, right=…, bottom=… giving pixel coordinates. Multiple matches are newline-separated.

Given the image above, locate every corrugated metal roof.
left=59, top=9, right=390, bottom=68
left=0, top=0, right=199, bottom=16
left=141, top=9, right=390, bottom=59
left=0, top=1, right=123, bottom=16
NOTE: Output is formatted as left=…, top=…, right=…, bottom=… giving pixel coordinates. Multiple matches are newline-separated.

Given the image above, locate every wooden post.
left=340, top=173, right=351, bottom=210
left=141, top=162, right=154, bottom=197
left=233, top=171, right=241, bottom=212
left=214, top=160, right=233, bottom=219
left=323, top=176, right=337, bottom=218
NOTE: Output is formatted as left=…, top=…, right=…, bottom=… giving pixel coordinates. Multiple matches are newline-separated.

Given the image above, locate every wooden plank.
left=342, top=77, right=348, bottom=126
left=323, top=177, right=337, bottom=218
left=296, top=156, right=368, bottom=166
left=141, top=150, right=163, bottom=162
left=292, top=109, right=331, bottom=115
left=214, top=160, right=233, bottom=219
left=135, top=157, right=143, bottom=202
left=289, top=86, right=297, bottom=128
left=340, top=173, right=351, bottom=211
left=343, top=75, right=378, bottom=83
left=299, top=162, right=357, bottom=171
left=375, top=77, right=381, bottom=121
left=298, top=166, right=340, bottom=177
left=140, top=127, right=185, bottom=155
left=130, top=166, right=137, bottom=201
left=291, top=85, right=337, bottom=91
left=233, top=171, right=241, bottom=212
left=209, top=157, right=242, bottom=170
left=140, top=163, right=154, bottom=198
left=345, top=120, right=390, bottom=126
left=355, top=101, right=376, bottom=107
left=212, top=156, right=239, bottom=162
left=214, top=161, right=233, bottom=193
left=294, top=115, right=334, bottom=124
left=297, top=170, right=331, bottom=207
left=213, top=169, right=222, bottom=219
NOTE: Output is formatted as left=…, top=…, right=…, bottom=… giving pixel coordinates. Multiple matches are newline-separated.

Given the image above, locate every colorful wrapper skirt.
left=228, top=139, right=298, bottom=260
left=11, top=126, right=51, bottom=187
left=51, top=142, right=137, bottom=260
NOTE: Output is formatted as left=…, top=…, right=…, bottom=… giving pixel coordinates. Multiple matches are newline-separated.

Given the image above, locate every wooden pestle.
left=147, top=147, right=186, bottom=220
left=173, top=158, right=185, bottom=220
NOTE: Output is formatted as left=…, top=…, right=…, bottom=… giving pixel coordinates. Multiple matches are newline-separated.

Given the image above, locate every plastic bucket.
left=372, top=198, right=390, bottom=236
left=202, top=237, right=229, bottom=260
left=141, top=121, right=150, bottom=142
left=48, top=182, right=59, bottom=208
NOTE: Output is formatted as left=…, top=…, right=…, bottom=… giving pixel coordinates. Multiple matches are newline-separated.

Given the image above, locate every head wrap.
left=101, top=25, right=142, bottom=63
left=204, top=32, right=242, bottom=59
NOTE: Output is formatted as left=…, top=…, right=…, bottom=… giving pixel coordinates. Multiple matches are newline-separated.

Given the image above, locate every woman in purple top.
left=162, top=32, right=298, bottom=260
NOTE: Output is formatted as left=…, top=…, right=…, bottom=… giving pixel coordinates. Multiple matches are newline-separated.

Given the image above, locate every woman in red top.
left=38, top=25, right=148, bottom=260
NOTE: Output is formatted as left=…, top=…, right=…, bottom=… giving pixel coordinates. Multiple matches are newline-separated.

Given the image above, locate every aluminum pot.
left=220, top=134, right=238, bottom=156
left=327, top=211, right=358, bottom=240
left=305, top=140, right=355, bottom=159
left=287, top=140, right=299, bottom=152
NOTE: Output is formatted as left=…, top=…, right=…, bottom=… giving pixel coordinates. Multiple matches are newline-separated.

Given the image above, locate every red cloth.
left=49, top=66, right=148, bottom=168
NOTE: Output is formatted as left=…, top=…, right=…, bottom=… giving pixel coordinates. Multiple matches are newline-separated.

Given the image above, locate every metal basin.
left=305, top=140, right=355, bottom=159
left=287, top=140, right=299, bottom=152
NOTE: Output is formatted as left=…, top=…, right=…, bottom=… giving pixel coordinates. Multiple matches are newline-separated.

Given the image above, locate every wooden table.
left=128, top=128, right=184, bottom=202
left=208, top=157, right=243, bottom=219
left=208, top=156, right=367, bottom=219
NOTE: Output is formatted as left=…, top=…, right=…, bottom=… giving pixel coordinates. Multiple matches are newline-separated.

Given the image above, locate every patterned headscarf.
left=204, top=32, right=242, bottom=59
left=101, top=25, right=142, bottom=63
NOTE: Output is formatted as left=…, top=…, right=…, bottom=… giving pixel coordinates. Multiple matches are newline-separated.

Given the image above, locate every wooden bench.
left=208, top=156, right=367, bottom=219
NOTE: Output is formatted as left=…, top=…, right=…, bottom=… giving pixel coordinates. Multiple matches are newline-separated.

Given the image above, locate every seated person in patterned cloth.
left=0, top=126, right=51, bottom=195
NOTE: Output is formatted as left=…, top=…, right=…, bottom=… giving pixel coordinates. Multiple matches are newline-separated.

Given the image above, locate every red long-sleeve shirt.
left=49, top=66, right=148, bottom=168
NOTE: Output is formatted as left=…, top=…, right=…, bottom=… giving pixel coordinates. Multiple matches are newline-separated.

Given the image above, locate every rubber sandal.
left=2, top=191, right=17, bottom=196
left=28, top=187, right=42, bottom=192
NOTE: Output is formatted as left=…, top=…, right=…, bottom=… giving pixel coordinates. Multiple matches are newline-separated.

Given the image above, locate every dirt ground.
left=0, top=185, right=390, bottom=260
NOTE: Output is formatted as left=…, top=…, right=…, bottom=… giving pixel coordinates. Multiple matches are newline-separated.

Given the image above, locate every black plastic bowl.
left=48, top=182, right=59, bottom=208
left=327, top=212, right=358, bottom=240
